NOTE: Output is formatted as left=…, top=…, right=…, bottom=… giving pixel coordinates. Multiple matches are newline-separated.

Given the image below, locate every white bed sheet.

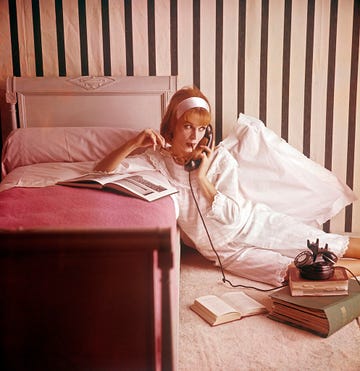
left=0, top=162, right=95, bottom=191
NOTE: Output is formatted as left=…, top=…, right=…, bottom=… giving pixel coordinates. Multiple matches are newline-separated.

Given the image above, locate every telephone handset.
left=184, top=125, right=213, bottom=171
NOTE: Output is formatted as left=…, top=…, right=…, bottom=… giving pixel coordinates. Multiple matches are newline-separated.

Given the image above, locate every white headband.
left=176, top=97, right=210, bottom=119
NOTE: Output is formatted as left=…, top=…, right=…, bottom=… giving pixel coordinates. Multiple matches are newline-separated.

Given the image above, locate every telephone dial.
left=184, top=125, right=213, bottom=171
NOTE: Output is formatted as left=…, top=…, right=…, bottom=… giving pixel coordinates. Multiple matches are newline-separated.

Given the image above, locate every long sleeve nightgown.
left=112, top=145, right=349, bottom=286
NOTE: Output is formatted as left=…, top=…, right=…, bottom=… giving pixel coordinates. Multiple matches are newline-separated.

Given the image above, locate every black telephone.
left=294, top=239, right=338, bottom=280
left=184, top=125, right=213, bottom=171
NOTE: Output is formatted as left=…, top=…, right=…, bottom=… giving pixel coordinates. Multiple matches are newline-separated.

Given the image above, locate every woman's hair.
left=160, top=86, right=211, bottom=143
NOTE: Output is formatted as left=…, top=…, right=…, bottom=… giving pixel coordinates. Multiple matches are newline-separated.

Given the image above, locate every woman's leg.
left=336, top=259, right=360, bottom=276
left=343, top=237, right=360, bottom=258
left=215, top=243, right=292, bottom=286
left=337, top=237, right=360, bottom=276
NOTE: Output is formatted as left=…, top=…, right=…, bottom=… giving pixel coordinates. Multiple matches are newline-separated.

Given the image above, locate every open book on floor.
left=190, top=291, right=268, bottom=326
left=57, top=170, right=178, bottom=202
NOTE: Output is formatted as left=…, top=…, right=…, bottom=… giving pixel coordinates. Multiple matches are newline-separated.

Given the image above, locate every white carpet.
left=178, top=246, right=360, bottom=371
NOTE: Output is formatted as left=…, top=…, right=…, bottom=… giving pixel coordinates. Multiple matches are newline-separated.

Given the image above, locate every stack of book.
left=268, top=279, right=360, bottom=337
left=288, top=266, right=348, bottom=296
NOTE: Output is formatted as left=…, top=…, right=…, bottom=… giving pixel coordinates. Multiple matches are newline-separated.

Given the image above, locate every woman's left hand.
left=195, top=145, right=216, bottom=202
left=197, top=145, right=213, bottom=180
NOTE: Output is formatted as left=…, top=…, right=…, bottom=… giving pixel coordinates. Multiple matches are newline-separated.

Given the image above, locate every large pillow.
left=221, top=113, right=357, bottom=226
left=1, top=126, right=141, bottom=177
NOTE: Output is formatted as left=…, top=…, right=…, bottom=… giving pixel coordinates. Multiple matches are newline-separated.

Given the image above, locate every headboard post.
left=5, top=77, right=18, bottom=129
left=2, top=77, right=18, bottom=141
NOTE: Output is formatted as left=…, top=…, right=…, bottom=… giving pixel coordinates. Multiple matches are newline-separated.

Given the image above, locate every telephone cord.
left=188, top=171, right=287, bottom=292
left=188, top=172, right=360, bottom=290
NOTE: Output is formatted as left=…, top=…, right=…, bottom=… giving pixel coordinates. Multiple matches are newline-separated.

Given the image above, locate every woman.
left=95, top=86, right=360, bottom=286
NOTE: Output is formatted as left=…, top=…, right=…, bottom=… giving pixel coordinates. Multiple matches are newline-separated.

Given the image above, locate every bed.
left=0, top=76, right=179, bottom=371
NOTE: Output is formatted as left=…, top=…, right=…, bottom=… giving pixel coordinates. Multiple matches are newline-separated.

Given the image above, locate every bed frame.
left=0, top=76, right=178, bottom=370
left=0, top=229, right=174, bottom=370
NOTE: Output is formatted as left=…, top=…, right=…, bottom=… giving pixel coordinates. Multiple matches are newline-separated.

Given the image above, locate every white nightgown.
left=111, top=145, right=349, bottom=286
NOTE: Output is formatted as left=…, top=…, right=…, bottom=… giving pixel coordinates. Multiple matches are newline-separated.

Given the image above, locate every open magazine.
left=57, top=170, right=178, bottom=202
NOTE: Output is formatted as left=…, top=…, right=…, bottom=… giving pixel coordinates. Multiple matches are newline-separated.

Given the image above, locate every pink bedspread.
left=0, top=185, right=177, bottom=230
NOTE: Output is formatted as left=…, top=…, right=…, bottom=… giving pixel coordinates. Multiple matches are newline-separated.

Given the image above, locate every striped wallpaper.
left=0, top=0, right=359, bottom=234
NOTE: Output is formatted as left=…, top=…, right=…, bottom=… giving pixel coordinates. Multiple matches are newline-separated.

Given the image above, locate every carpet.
left=178, top=245, right=360, bottom=371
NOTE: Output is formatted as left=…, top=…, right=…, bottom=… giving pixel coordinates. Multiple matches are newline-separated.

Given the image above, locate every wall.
left=0, top=0, right=359, bottom=234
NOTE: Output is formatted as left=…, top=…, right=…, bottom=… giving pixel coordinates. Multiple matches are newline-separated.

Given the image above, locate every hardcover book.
left=57, top=170, right=178, bottom=202
left=288, top=266, right=348, bottom=296
left=268, top=279, right=360, bottom=337
left=191, top=291, right=267, bottom=326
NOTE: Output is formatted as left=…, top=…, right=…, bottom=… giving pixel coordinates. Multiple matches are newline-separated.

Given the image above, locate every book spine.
left=290, top=289, right=348, bottom=297
left=267, top=314, right=328, bottom=338
left=324, top=281, right=360, bottom=336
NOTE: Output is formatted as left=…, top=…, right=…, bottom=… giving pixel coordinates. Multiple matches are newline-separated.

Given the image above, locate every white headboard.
left=2, top=76, right=176, bottom=143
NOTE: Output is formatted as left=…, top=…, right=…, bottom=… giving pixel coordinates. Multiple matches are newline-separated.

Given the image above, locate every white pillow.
left=221, top=113, right=357, bottom=226
left=1, top=126, right=141, bottom=177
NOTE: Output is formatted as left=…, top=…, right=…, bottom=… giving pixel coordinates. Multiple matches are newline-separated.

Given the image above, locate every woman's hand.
left=95, top=128, right=165, bottom=172
left=197, top=145, right=213, bottom=179
left=134, top=128, right=165, bottom=151
left=195, top=145, right=217, bottom=203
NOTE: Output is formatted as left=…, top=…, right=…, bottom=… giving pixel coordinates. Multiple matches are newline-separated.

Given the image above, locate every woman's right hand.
left=133, top=128, right=166, bottom=151
left=95, top=128, right=165, bottom=172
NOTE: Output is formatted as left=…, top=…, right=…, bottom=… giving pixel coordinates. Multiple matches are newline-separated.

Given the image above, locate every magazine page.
left=58, top=170, right=178, bottom=202
left=108, top=171, right=178, bottom=201
left=60, top=173, right=123, bottom=186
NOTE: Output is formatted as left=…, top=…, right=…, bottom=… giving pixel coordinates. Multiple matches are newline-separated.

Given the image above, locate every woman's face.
left=171, top=111, right=209, bottom=156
